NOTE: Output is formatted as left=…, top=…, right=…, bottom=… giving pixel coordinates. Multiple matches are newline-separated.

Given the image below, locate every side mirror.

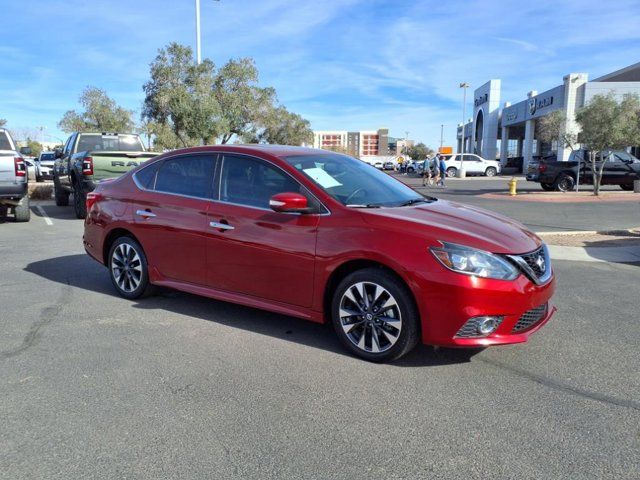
left=269, top=192, right=310, bottom=214
left=54, top=148, right=63, bottom=159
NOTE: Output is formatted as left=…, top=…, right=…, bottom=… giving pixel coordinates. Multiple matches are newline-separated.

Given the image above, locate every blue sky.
left=2, top=0, right=640, bottom=147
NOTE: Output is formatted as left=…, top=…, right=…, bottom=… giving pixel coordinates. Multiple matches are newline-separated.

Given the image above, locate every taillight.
left=82, top=156, right=93, bottom=175
left=14, top=157, right=26, bottom=177
left=86, top=192, right=103, bottom=213
left=538, top=164, right=547, bottom=173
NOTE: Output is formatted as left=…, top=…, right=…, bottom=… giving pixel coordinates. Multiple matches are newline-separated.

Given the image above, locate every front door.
left=205, top=154, right=319, bottom=308
left=131, top=153, right=216, bottom=285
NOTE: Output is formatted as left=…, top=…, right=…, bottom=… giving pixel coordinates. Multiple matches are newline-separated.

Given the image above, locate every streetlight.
left=458, top=82, right=470, bottom=178
left=195, top=0, right=220, bottom=64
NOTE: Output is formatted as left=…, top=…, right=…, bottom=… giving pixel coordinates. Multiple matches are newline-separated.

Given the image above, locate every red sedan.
left=83, top=145, right=556, bottom=362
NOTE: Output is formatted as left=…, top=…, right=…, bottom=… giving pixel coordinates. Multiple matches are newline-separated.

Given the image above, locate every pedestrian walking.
left=421, top=157, right=433, bottom=186
left=437, top=155, right=447, bottom=187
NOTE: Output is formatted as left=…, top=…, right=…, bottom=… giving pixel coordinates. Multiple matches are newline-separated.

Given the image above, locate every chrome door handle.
left=136, top=209, right=156, bottom=218
left=210, top=221, right=234, bottom=231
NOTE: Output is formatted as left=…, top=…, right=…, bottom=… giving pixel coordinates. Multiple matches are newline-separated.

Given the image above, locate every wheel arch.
left=102, top=227, right=143, bottom=265
left=322, top=258, right=420, bottom=329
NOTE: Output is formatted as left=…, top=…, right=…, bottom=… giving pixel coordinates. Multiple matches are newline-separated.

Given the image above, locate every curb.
left=548, top=244, right=640, bottom=264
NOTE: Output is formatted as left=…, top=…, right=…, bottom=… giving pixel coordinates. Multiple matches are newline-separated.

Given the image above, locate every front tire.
left=331, top=268, right=419, bottom=362
left=446, top=167, right=457, bottom=177
left=485, top=166, right=497, bottom=177
left=108, top=237, right=154, bottom=300
left=14, top=196, right=30, bottom=222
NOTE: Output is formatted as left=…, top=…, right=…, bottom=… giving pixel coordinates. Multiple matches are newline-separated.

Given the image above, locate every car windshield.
left=40, top=153, right=55, bottom=160
left=283, top=153, right=433, bottom=207
left=77, top=134, right=143, bottom=153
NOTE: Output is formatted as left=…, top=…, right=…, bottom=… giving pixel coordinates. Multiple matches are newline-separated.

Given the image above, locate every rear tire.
left=14, top=196, right=30, bottom=222
left=554, top=173, right=575, bottom=192
left=53, top=177, right=69, bottom=206
left=331, top=268, right=419, bottom=362
left=108, top=237, right=155, bottom=300
left=73, top=180, right=87, bottom=219
left=446, top=167, right=457, bottom=177
left=540, top=183, right=555, bottom=191
left=485, top=167, right=497, bottom=177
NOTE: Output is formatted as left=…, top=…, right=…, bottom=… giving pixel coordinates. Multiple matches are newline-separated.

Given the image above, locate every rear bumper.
left=526, top=173, right=539, bottom=182
left=0, top=182, right=28, bottom=199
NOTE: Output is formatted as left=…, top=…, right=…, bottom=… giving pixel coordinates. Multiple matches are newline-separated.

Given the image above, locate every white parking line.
left=36, top=205, right=53, bottom=226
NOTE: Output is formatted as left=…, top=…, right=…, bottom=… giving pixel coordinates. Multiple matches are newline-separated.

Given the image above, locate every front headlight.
left=430, top=242, right=519, bottom=280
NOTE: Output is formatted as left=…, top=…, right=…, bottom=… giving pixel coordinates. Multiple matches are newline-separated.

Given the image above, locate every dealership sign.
left=528, top=95, right=554, bottom=115
left=474, top=93, right=488, bottom=107
left=505, top=110, right=518, bottom=122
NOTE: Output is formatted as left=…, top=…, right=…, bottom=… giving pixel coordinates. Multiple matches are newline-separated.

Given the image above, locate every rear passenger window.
left=220, top=155, right=302, bottom=209
left=154, top=155, right=215, bottom=198
left=134, top=162, right=160, bottom=189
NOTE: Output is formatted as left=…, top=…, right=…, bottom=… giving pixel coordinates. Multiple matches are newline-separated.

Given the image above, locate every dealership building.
left=456, top=61, right=640, bottom=169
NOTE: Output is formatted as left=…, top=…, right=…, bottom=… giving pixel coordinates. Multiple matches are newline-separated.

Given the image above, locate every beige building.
left=313, top=128, right=413, bottom=157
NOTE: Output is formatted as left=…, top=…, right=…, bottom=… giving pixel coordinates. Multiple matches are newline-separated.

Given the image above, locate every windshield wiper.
left=399, top=198, right=428, bottom=206
left=346, top=204, right=382, bottom=208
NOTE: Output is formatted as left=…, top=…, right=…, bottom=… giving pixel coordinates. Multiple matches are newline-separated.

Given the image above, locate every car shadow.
left=25, top=253, right=484, bottom=368
left=31, top=202, right=80, bottom=221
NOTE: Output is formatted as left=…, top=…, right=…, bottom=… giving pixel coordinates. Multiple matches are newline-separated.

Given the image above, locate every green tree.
left=575, top=92, right=640, bottom=195
left=25, top=138, right=43, bottom=157
left=537, top=110, right=578, bottom=153
left=247, top=106, right=313, bottom=145
left=403, top=142, right=433, bottom=160
left=143, top=43, right=221, bottom=146
left=214, top=58, right=276, bottom=144
left=58, top=87, right=134, bottom=133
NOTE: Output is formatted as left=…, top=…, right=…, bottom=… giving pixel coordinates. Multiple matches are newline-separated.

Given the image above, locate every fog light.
left=476, top=316, right=502, bottom=335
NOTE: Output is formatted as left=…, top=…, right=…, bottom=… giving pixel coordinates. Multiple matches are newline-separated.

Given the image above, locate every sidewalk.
left=481, top=190, right=640, bottom=203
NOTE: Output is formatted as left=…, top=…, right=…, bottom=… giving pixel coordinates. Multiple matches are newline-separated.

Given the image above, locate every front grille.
left=512, top=304, right=547, bottom=333
left=506, top=245, right=551, bottom=285
left=519, top=247, right=546, bottom=277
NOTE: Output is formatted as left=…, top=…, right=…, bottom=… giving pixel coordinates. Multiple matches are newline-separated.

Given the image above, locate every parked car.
left=53, top=132, right=159, bottom=218
left=443, top=153, right=501, bottom=177
left=528, top=149, right=640, bottom=192
left=0, top=128, right=30, bottom=222
left=36, top=151, right=56, bottom=182
left=84, top=145, right=556, bottom=362
left=383, top=161, right=395, bottom=171
left=23, top=158, right=37, bottom=182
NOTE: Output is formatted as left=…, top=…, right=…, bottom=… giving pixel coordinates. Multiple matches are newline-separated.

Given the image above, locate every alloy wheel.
left=339, top=281, right=402, bottom=353
left=111, top=243, right=143, bottom=293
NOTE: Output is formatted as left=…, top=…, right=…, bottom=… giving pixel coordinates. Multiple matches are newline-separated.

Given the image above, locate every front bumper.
left=413, top=265, right=556, bottom=347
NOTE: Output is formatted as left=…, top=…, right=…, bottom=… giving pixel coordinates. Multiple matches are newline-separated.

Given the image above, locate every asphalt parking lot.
left=1, top=185, right=640, bottom=479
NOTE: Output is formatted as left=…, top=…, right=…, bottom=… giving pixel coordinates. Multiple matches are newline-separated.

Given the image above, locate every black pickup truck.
left=527, top=149, right=640, bottom=192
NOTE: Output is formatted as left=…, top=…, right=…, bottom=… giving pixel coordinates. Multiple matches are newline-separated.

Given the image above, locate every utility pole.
left=195, top=0, right=220, bottom=64
left=440, top=124, right=444, bottom=149
left=458, top=82, right=470, bottom=177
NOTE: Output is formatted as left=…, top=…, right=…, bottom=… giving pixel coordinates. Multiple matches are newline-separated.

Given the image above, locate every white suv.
left=443, top=154, right=501, bottom=177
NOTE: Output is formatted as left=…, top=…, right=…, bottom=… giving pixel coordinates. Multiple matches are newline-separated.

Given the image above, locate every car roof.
left=161, top=144, right=336, bottom=159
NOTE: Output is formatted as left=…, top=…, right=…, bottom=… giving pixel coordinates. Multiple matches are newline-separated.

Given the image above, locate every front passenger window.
left=220, top=155, right=305, bottom=209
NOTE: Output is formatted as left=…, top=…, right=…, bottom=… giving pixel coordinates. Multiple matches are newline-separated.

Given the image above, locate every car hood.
left=361, top=199, right=541, bottom=254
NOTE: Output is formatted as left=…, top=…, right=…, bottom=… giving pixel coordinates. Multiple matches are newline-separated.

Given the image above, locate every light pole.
left=440, top=124, right=444, bottom=149
left=195, top=0, right=220, bottom=64
left=458, top=82, right=470, bottom=178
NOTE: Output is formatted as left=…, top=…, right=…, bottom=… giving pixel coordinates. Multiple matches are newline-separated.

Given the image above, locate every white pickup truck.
left=0, top=128, right=30, bottom=222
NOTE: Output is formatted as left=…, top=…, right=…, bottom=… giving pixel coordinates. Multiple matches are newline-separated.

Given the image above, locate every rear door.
left=463, top=154, right=484, bottom=173
left=131, top=153, right=216, bottom=286
left=205, top=153, right=319, bottom=308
